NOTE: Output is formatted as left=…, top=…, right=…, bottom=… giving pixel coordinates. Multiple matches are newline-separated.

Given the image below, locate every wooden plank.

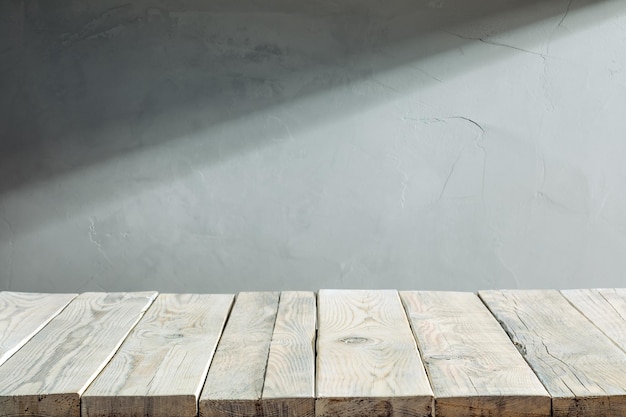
left=199, top=292, right=280, bottom=417
left=0, top=291, right=76, bottom=366
left=261, top=291, right=316, bottom=417
left=82, top=293, right=234, bottom=417
left=479, top=289, right=626, bottom=417
left=562, top=288, right=626, bottom=349
left=0, top=291, right=157, bottom=417
left=400, top=291, right=550, bottom=417
left=316, top=289, right=433, bottom=417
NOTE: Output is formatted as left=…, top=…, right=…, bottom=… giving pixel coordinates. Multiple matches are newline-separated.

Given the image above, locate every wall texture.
left=1, top=0, right=625, bottom=293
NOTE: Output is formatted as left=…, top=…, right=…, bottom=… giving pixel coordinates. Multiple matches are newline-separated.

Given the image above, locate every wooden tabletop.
left=0, top=289, right=624, bottom=417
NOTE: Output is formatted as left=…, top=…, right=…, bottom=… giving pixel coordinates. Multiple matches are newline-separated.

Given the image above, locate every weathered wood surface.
left=316, top=290, right=433, bottom=417
left=199, top=292, right=280, bottom=417
left=82, top=293, right=234, bottom=417
left=562, top=288, right=626, bottom=349
left=3, top=288, right=626, bottom=417
left=401, top=291, right=550, bottom=417
left=262, top=291, right=316, bottom=417
left=0, top=291, right=76, bottom=366
left=479, top=289, right=626, bottom=417
left=0, top=292, right=157, bottom=417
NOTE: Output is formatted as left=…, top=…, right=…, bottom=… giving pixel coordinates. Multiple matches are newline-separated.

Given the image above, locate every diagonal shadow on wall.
left=0, top=0, right=606, bottom=200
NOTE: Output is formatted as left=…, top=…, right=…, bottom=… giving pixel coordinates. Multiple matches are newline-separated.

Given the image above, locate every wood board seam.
left=560, top=289, right=626, bottom=356
left=476, top=291, right=530, bottom=354
left=193, top=294, right=236, bottom=399
left=475, top=291, right=557, bottom=405
left=0, top=292, right=78, bottom=367
left=315, top=289, right=434, bottom=413
left=398, top=291, right=439, bottom=416
left=14, top=289, right=626, bottom=417
left=195, top=293, right=238, bottom=402
left=78, top=292, right=159, bottom=395
left=259, top=291, right=282, bottom=400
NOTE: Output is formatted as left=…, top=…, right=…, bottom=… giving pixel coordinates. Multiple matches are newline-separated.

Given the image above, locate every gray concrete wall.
left=1, top=0, right=625, bottom=292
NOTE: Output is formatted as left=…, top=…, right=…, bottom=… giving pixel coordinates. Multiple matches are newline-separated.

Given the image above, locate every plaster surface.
left=1, top=0, right=625, bottom=292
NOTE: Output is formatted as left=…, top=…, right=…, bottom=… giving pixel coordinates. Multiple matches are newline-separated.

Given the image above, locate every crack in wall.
left=546, top=4, right=572, bottom=62
left=448, top=116, right=487, bottom=204
left=407, top=64, right=443, bottom=83
left=404, top=115, right=487, bottom=205
left=557, top=0, right=574, bottom=30
left=438, top=148, right=464, bottom=201
left=445, top=27, right=553, bottom=112
left=544, top=0, right=574, bottom=107
left=444, top=30, right=549, bottom=59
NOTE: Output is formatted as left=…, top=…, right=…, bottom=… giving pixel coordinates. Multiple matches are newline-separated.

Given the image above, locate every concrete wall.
left=1, top=0, right=625, bottom=293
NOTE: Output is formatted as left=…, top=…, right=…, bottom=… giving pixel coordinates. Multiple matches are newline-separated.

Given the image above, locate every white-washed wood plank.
left=261, top=291, right=316, bottom=417
left=562, top=288, right=626, bottom=350
left=400, top=291, right=550, bottom=417
left=82, top=293, right=234, bottom=417
left=0, top=292, right=157, bottom=417
left=480, top=289, right=626, bottom=417
left=316, top=289, right=433, bottom=417
left=0, top=292, right=76, bottom=366
left=200, top=292, right=280, bottom=417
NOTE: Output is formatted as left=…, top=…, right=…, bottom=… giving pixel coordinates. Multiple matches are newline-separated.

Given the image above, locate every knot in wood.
left=339, top=336, right=371, bottom=345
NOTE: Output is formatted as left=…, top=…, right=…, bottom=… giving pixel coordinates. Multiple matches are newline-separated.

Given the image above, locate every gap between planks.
left=82, top=293, right=235, bottom=417
left=401, top=291, right=550, bottom=417
left=0, top=292, right=77, bottom=367
left=5, top=289, right=626, bottom=417
left=315, top=289, right=433, bottom=417
left=200, top=291, right=316, bottom=417
left=480, top=289, right=626, bottom=417
left=0, top=292, right=158, bottom=417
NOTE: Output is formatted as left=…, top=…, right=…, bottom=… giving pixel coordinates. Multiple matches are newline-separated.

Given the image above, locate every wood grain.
left=0, top=291, right=76, bottom=366
left=0, top=292, right=157, bottom=417
left=562, top=288, right=626, bottom=349
left=262, top=291, right=316, bottom=417
left=400, top=291, right=550, bottom=417
left=200, top=292, right=280, bottom=417
left=316, top=289, right=433, bottom=417
left=479, top=289, right=626, bottom=417
left=82, top=293, right=234, bottom=417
